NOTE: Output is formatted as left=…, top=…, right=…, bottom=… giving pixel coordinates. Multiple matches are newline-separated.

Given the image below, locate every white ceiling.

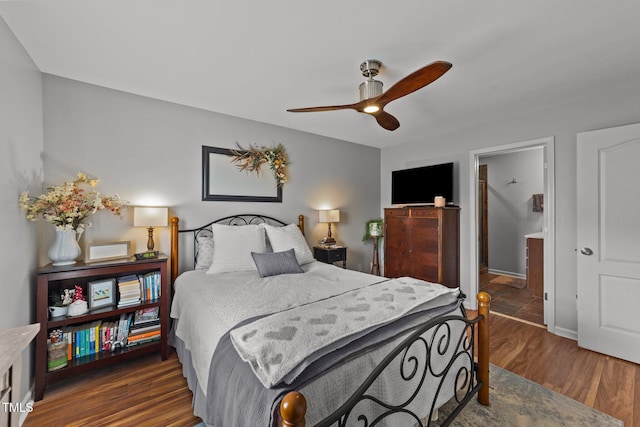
left=1, top=1, right=639, bottom=148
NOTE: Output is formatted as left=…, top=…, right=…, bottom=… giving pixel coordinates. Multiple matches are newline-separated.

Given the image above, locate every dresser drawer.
left=385, top=208, right=409, bottom=217
left=410, top=208, right=438, bottom=218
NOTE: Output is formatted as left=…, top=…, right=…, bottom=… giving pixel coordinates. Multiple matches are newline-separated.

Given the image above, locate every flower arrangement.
left=230, top=142, right=289, bottom=187
left=18, top=172, right=127, bottom=233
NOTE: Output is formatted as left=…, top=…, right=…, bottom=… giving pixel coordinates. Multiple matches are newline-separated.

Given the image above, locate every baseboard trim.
left=487, top=269, right=526, bottom=280
left=19, top=384, right=35, bottom=427
left=554, top=326, right=578, bottom=341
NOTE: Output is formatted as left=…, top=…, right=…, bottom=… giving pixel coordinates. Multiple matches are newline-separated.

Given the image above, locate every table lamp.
left=133, top=207, right=168, bottom=256
left=318, top=209, right=340, bottom=245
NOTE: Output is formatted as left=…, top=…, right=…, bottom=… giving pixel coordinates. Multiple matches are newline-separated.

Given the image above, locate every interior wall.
left=0, top=15, right=44, bottom=404
left=482, top=148, right=544, bottom=276
left=381, top=75, right=640, bottom=335
left=41, top=75, right=381, bottom=273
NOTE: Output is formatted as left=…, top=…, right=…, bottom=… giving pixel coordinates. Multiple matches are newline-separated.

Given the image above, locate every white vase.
left=48, top=228, right=81, bottom=266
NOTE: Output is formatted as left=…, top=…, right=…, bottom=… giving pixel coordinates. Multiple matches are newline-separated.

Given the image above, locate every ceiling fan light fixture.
left=363, top=105, right=380, bottom=113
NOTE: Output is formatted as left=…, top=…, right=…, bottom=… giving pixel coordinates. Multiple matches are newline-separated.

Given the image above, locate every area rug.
left=192, top=365, right=622, bottom=427
left=490, top=275, right=527, bottom=289
left=435, top=365, right=623, bottom=427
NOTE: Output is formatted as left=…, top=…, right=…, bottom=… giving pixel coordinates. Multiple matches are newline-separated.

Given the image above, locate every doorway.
left=469, top=136, right=555, bottom=331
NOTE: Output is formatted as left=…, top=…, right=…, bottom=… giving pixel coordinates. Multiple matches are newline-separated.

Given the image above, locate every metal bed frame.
left=169, top=214, right=490, bottom=427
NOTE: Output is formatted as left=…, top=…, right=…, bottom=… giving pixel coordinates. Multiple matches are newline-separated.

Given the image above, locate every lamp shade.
left=133, top=207, right=168, bottom=227
left=318, top=209, right=340, bottom=223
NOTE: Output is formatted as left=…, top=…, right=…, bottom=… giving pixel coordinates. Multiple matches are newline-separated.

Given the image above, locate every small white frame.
left=85, top=241, right=131, bottom=263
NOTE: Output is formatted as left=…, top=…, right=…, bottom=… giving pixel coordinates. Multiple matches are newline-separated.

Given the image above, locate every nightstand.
left=314, top=246, right=347, bottom=269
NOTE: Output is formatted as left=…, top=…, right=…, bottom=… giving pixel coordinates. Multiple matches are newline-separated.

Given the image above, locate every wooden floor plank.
left=634, top=367, right=640, bottom=427
left=594, top=356, right=636, bottom=425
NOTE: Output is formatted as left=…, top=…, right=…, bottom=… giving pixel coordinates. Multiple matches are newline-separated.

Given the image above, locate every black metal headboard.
left=169, top=214, right=305, bottom=283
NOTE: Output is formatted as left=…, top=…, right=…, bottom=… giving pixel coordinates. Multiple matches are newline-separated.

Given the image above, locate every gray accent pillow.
left=251, top=248, right=304, bottom=278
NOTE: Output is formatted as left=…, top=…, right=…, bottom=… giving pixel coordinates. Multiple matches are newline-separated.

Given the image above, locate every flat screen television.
left=391, top=162, right=454, bottom=206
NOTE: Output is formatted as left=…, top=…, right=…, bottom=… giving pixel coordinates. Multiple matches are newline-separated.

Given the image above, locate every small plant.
left=49, top=291, right=64, bottom=307
left=49, top=289, right=73, bottom=307
left=362, top=218, right=384, bottom=243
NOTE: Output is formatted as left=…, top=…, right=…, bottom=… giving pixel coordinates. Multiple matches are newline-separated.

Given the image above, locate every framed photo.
left=202, top=145, right=282, bottom=202
left=85, top=241, right=131, bottom=263
left=88, top=279, right=116, bottom=309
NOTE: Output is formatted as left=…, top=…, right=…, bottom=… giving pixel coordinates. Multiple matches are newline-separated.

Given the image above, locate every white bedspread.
left=170, top=261, right=386, bottom=393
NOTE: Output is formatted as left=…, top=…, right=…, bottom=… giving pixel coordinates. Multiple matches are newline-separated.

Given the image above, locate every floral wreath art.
left=230, top=143, right=289, bottom=187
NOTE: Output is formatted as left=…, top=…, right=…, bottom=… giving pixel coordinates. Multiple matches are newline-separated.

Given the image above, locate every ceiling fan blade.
left=287, top=102, right=362, bottom=113
left=376, top=61, right=452, bottom=107
left=372, top=110, right=400, bottom=131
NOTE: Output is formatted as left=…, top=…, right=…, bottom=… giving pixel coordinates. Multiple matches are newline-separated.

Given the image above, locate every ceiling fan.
left=287, top=59, right=452, bottom=131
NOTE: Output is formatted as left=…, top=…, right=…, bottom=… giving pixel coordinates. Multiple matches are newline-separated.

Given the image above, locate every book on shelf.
left=126, top=334, right=160, bottom=347
left=114, top=313, right=134, bottom=349
left=115, top=271, right=162, bottom=306
left=117, top=274, right=142, bottom=306
left=61, top=320, right=102, bottom=360
left=133, top=307, right=159, bottom=325
left=59, top=316, right=136, bottom=360
left=139, top=271, right=162, bottom=302
left=129, top=322, right=160, bottom=334
left=127, top=329, right=160, bottom=342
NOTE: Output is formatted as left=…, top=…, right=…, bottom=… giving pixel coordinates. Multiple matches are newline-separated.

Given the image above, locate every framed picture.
left=85, top=241, right=131, bottom=263
left=202, top=145, right=282, bottom=202
left=88, top=279, right=116, bottom=309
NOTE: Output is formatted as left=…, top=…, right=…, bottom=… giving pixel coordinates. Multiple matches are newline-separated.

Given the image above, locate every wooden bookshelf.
left=34, top=256, right=169, bottom=401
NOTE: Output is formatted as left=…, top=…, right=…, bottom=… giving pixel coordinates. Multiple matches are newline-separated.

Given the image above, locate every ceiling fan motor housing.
left=359, top=79, right=383, bottom=101
left=359, top=59, right=383, bottom=101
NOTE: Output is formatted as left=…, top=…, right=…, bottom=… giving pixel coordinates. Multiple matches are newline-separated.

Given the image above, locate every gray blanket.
left=230, top=277, right=460, bottom=388
left=205, top=299, right=462, bottom=427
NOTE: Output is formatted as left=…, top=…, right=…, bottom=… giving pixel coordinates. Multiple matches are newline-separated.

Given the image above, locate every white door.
left=577, top=123, right=640, bottom=363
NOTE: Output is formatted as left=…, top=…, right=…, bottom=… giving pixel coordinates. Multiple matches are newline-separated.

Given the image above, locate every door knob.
left=580, top=247, right=593, bottom=256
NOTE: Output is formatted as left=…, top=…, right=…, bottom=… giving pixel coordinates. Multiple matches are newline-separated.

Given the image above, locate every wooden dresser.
left=384, top=206, right=460, bottom=288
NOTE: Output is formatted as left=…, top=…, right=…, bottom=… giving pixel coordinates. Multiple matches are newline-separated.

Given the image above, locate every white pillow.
left=207, top=224, right=267, bottom=274
left=263, top=223, right=314, bottom=265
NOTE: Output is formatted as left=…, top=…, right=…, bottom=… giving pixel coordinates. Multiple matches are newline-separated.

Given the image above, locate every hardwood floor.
left=481, top=312, right=639, bottom=427
left=25, top=314, right=639, bottom=427
left=23, top=352, right=202, bottom=427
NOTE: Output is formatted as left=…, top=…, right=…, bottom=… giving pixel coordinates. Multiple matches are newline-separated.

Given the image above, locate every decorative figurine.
left=62, top=289, right=72, bottom=305
left=67, top=285, right=89, bottom=316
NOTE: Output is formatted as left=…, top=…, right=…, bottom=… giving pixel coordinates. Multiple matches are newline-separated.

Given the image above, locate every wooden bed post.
left=298, top=215, right=305, bottom=235
left=170, top=216, right=179, bottom=285
left=477, top=291, right=491, bottom=406
left=280, top=391, right=307, bottom=427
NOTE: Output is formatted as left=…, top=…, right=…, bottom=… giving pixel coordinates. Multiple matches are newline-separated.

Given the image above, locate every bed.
left=169, top=214, right=490, bottom=427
